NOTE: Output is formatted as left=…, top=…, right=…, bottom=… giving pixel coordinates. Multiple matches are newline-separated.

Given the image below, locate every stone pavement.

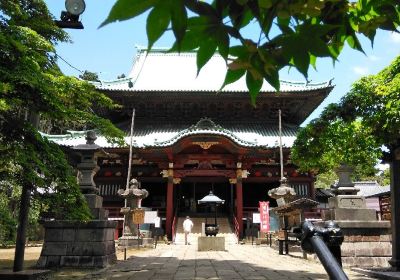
left=54, top=243, right=375, bottom=280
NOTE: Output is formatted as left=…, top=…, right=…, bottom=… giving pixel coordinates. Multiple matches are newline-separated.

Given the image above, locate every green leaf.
left=258, top=0, right=272, bottom=9
left=229, top=45, right=248, bottom=57
left=100, top=0, right=158, bottom=28
left=308, top=38, right=333, bottom=58
left=220, top=68, right=246, bottom=90
left=146, top=4, right=171, bottom=51
left=263, top=68, right=280, bottom=91
left=171, top=0, right=188, bottom=49
left=197, top=39, right=218, bottom=75
left=169, top=29, right=202, bottom=52
left=246, top=71, right=263, bottom=105
left=293, top=51, right=310, bottom=78
left=215, top=26, right=230, bottom=60
left=346, top=34, right=365, bottom=53
left=310, top=54, right=317, bottom=70
left=276, top=17, right=293, bottom=34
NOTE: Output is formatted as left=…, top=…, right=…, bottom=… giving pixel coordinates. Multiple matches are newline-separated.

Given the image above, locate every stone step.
left=174, top=232, right=237, bottom=245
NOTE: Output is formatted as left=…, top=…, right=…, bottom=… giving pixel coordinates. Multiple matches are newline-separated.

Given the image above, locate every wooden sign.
left=277, top=230, right=288, bottom=241
left=132, top=208, right=145, bottom=224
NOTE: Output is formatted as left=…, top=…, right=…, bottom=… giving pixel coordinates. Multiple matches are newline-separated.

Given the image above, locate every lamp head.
left=65, top=0, right=86, bottom=16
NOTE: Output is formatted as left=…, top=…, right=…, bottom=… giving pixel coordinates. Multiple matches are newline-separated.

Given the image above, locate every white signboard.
left=252, top=213, right=260, bottom=224
left=154, top=216, right=161, bottom=228
left=144, top=211, right=158, bottom=224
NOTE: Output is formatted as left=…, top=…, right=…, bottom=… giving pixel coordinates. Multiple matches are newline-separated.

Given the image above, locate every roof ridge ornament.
left=194, top=117, right=219, bottom=130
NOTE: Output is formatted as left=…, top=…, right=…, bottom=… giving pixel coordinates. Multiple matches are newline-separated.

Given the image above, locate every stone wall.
left=37, top=220, right=117, bottom=268
left=339, top=222, right=392, bottom=268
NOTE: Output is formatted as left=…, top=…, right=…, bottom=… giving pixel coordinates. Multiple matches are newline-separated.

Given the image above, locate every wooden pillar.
left=389, top=146, right=400, bottom=270
left=236, top=178, right=243, bottom=239
left=230, top=181, right=234, bottom=216
left=165, top=177, right=174, bottom=239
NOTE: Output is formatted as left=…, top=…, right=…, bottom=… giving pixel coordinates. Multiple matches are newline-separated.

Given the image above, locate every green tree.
left=292, top=117, right=381, bottom=175
left=314, top=170, right=338, bottom=189
left=292, top=55, right=400, bottom=184
left=0, top=0, right=123, bottom=270
left=101, top=0, right=399, bottom=103
left=79, top=70, right=100, bottom=81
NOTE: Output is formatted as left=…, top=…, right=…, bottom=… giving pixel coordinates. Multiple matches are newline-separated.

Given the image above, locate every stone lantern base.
left=118, top=236, right=154, bottom=248
left=36, top=220, right=117, bottom=268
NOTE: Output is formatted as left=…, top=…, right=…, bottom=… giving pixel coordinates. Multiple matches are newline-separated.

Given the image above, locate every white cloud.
left=353, top=66, right=369, bottom=75
left=389, top=32, right=400, bottom=43
left=369, top=55, right=379, bottom=61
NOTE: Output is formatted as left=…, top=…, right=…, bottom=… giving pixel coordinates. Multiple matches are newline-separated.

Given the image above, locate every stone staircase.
left=174, top=217, right=237, bottom=245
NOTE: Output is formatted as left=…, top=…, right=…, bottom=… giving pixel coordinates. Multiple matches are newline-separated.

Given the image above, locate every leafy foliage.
left=79, top=70, right=100, bottom=82
left=292, top=55, right=400, bottom=174
left=102, top=0, right=400, bottom=103
left=0, top=0, right=124, bottom=227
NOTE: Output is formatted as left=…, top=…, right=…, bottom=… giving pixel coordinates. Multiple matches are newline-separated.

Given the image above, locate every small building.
left=44, top=48, right=333, bottom=239
left=355, top=181, right=391, bottom=221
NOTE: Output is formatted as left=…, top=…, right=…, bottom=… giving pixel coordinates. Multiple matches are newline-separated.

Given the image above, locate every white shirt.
left=183, top=219, right=194, bottom=232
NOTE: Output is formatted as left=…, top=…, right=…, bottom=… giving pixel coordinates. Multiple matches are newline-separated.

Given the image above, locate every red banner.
left=259, top=201, right=270, bottom=233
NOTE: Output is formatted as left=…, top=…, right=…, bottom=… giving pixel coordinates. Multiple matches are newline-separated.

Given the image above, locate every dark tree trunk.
left=390, top=145, right=400, bottom=270
left=13, top=184, right=32, bottom=272
left=13, top=110, right=39, bottom=272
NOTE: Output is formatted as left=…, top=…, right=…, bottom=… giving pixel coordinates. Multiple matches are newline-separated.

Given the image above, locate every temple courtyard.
left=0, top=243, right=375, bottom=279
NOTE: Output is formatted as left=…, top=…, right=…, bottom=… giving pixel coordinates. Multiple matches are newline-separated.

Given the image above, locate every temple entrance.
left=177, top=179, right=231, bottom=217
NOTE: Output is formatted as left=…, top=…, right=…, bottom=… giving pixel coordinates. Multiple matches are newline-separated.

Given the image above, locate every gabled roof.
left=355, top=181, right=390, bottom=198
left=42, top=118, right=296, bottom=149
left=272, top=197, right=319, bottom=214
left=315, top=188, right=334, bottom=198
left=93, top=47, right=333, bottom=93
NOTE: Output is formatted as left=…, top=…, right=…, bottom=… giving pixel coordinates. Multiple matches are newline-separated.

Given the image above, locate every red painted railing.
left=233, top=215, right=240, bottom=244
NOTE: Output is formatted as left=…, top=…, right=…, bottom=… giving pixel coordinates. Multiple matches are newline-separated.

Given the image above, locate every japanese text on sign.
left=259, top=201, right=270, bottom=233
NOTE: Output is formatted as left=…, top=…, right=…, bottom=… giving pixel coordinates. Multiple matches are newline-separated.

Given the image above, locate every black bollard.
left=301, top=221, right=348, bottom=280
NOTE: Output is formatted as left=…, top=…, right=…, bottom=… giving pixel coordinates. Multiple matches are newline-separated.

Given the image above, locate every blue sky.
left=45, top=1, right=400, bottom=125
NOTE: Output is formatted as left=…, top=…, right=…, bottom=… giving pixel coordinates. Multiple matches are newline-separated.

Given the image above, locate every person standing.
left=183, top=216, right=194, bottom=245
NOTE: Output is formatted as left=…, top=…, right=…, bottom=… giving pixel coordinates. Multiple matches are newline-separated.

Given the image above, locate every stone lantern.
left=322, top=163, right=391, bottom=267
left=268, top=177, right=296, bottom=206
left=118, top=178, right=149, bottom=247
left=328, top=163, right=375, bottom=220
left=72, top=130, right=106, bottom=219
left=37, top=131, right=117, bottom=268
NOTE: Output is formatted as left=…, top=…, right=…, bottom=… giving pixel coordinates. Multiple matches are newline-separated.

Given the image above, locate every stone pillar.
left=389, top=146, right=400, bottom=270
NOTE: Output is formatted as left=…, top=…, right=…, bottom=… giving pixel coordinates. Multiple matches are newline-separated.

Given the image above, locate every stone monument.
left=322, top=164, right=391, bottom=267
left=117, top=178, right=150, bottom=247
left=37, top=131, right=117, bottom=268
